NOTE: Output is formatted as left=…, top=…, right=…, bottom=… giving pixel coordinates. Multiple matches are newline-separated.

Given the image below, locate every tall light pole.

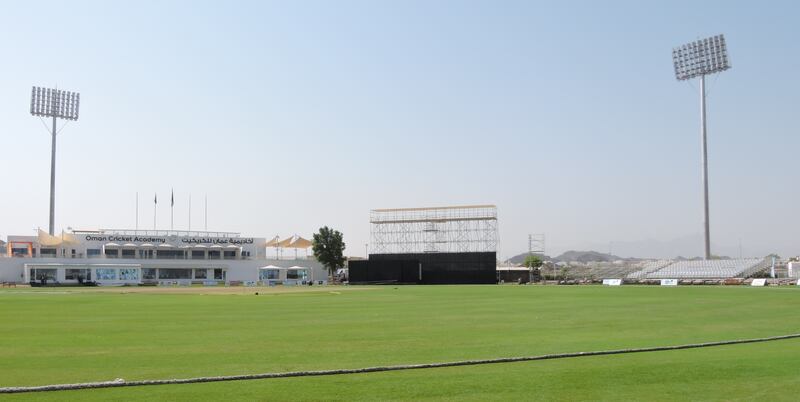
left=672, top=34, right=731, bottom=260
left=30, top=86, right=80, bottom=235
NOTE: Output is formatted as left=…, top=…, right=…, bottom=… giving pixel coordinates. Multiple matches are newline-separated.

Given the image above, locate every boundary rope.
left=2, top=332, right=799, bottom=394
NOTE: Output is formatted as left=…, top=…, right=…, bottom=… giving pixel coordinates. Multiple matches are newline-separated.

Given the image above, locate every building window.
left=286, top=270, right=307, bottom=280
left=96, top=269, right=117, bottom=280
left=121, top=249, right=136, bottom=259
left=259, top=269, right=279, bottom=280
left=139, top=250, right=153, bottom=259
left=223, top=251, right=236, bottom=260
left=158, top=269, right=192, bottom=279
left=40, top=248, right=57, bottom=257
left=30, top=268, right=57, bottom=281
left=12, top=247, right=29, bottom=257
left=142, top=268, right=157, bottom=280
left=65, top=269, right=91, bottom=281
left=208, top=251, right=221, bottom=260
left=119, top=268, right=139, bottom=281
left=191, top=251, right=205, bottom=259
left=156, top=250, right=185, bottom=260
left=214, top=269, right=225, bottom=280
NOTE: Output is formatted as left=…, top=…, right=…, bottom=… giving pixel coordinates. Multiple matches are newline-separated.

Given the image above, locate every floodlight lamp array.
left=30, top=86, right=80, bottom=120
left=672, top=34, right=730, bottom=81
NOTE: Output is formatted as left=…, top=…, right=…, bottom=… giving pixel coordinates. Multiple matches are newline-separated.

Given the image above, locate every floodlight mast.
left=672, top=34, right=730, bottom=260
left=50, top=108, right=56, bottom=236
left=30, top=86, right=80, bottom=235
left=700, top=74, right=710, bottom=260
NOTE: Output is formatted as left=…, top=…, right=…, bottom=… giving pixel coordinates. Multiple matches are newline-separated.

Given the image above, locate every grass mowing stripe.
left=4, top=332, right=799, bottom=394
left=3, top=286, right=799, bottom=400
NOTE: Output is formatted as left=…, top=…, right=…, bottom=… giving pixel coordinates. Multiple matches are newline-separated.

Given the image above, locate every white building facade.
left=1, top=229, right=327, bottom=286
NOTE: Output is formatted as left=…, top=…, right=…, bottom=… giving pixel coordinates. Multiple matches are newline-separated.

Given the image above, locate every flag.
left=171, top=189, right=174, bottom=207
left=154, top=193, right=157, bottom=205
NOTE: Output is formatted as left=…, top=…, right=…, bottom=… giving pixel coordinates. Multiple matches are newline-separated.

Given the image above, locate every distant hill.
left=506, top=250, right=627, bottom=264
left=553, top=250, right=627, bottom=263
left=507, top=248, right=744, bottom=265
left=675, top=255, right=732, bottom=261
left=573, top=234, right=756, bottom=260
left=507, top=253, right=552, bottom=265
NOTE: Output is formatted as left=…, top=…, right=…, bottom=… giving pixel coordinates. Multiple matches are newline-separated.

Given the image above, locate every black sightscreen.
left=349, top=252, right=496, bottom=284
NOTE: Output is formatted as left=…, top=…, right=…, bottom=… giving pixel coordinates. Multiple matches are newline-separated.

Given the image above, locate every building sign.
left=85, top=235, right=168, bottom=244
left=180, top=237, right=254, bottom=245
left=660, top=279, right=678, bottom=286
left=602, top=279, right=622, bottom=286
left=751, top=278, right=767, bottom=287
left=83, top=235, right=254, bottom=246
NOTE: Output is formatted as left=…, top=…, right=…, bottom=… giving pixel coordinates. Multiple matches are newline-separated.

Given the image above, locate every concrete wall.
left=0, top=256, right=326, bottom=284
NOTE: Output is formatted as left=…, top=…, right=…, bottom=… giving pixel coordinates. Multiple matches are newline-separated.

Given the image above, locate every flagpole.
left=154, top=193, right=157, bottom=231
left=170, top=189, right=174, bottom=231
left=204, top=194, right=208, bottom=231
left=135, top=192, right=139, bottom=231
left=189, top=194, right=192, bottom=232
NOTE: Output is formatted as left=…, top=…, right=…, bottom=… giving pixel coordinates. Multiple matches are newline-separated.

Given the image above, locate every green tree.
left=524, top=254, right=544, bottom=269
left=312, top=226, right=346, bottom=278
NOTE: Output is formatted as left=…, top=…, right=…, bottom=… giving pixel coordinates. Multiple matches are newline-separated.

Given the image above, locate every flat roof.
left=370, top=216, right=496, bottom=224
left=74, top=229, right=243, bottom=238
left=372, top=205, right=496, bottom=213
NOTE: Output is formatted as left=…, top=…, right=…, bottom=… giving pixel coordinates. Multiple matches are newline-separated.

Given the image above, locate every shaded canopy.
left=38, top=229, right=62, bottom=247
left=61, top=232, right=80, bottom=246
left=270, top=235, right=312, bottom=249
left=38, top=229, right=81, bottom=247
left=288, top=236, right=312, bottom=249
left=276, top=235, right=311, bottom=248
left=277, top=237, right=294, bottom=248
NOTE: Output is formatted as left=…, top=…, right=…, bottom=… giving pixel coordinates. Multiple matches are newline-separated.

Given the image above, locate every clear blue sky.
left=1, top=0, right=798, bottom=259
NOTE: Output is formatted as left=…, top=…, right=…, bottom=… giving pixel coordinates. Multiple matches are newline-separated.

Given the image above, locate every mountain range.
left=506, top=250, right=627, bottom=264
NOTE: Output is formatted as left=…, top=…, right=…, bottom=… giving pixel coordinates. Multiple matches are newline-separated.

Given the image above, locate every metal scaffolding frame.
left=370, top=205, right=497, bottom=254
left=528, top=234, right=545, bottom=257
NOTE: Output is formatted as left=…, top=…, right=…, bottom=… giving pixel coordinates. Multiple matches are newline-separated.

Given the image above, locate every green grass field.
left=1, top=285, right=800, bottom=401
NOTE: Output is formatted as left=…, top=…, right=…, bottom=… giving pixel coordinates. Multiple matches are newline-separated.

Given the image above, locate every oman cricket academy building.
left=0, top=229, right=327, bottom=286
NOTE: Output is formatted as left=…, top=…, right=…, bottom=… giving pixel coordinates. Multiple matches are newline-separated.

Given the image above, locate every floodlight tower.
left=30, top=86, right=81, bottom=235
left=672, top=34, right=730, bottom=260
